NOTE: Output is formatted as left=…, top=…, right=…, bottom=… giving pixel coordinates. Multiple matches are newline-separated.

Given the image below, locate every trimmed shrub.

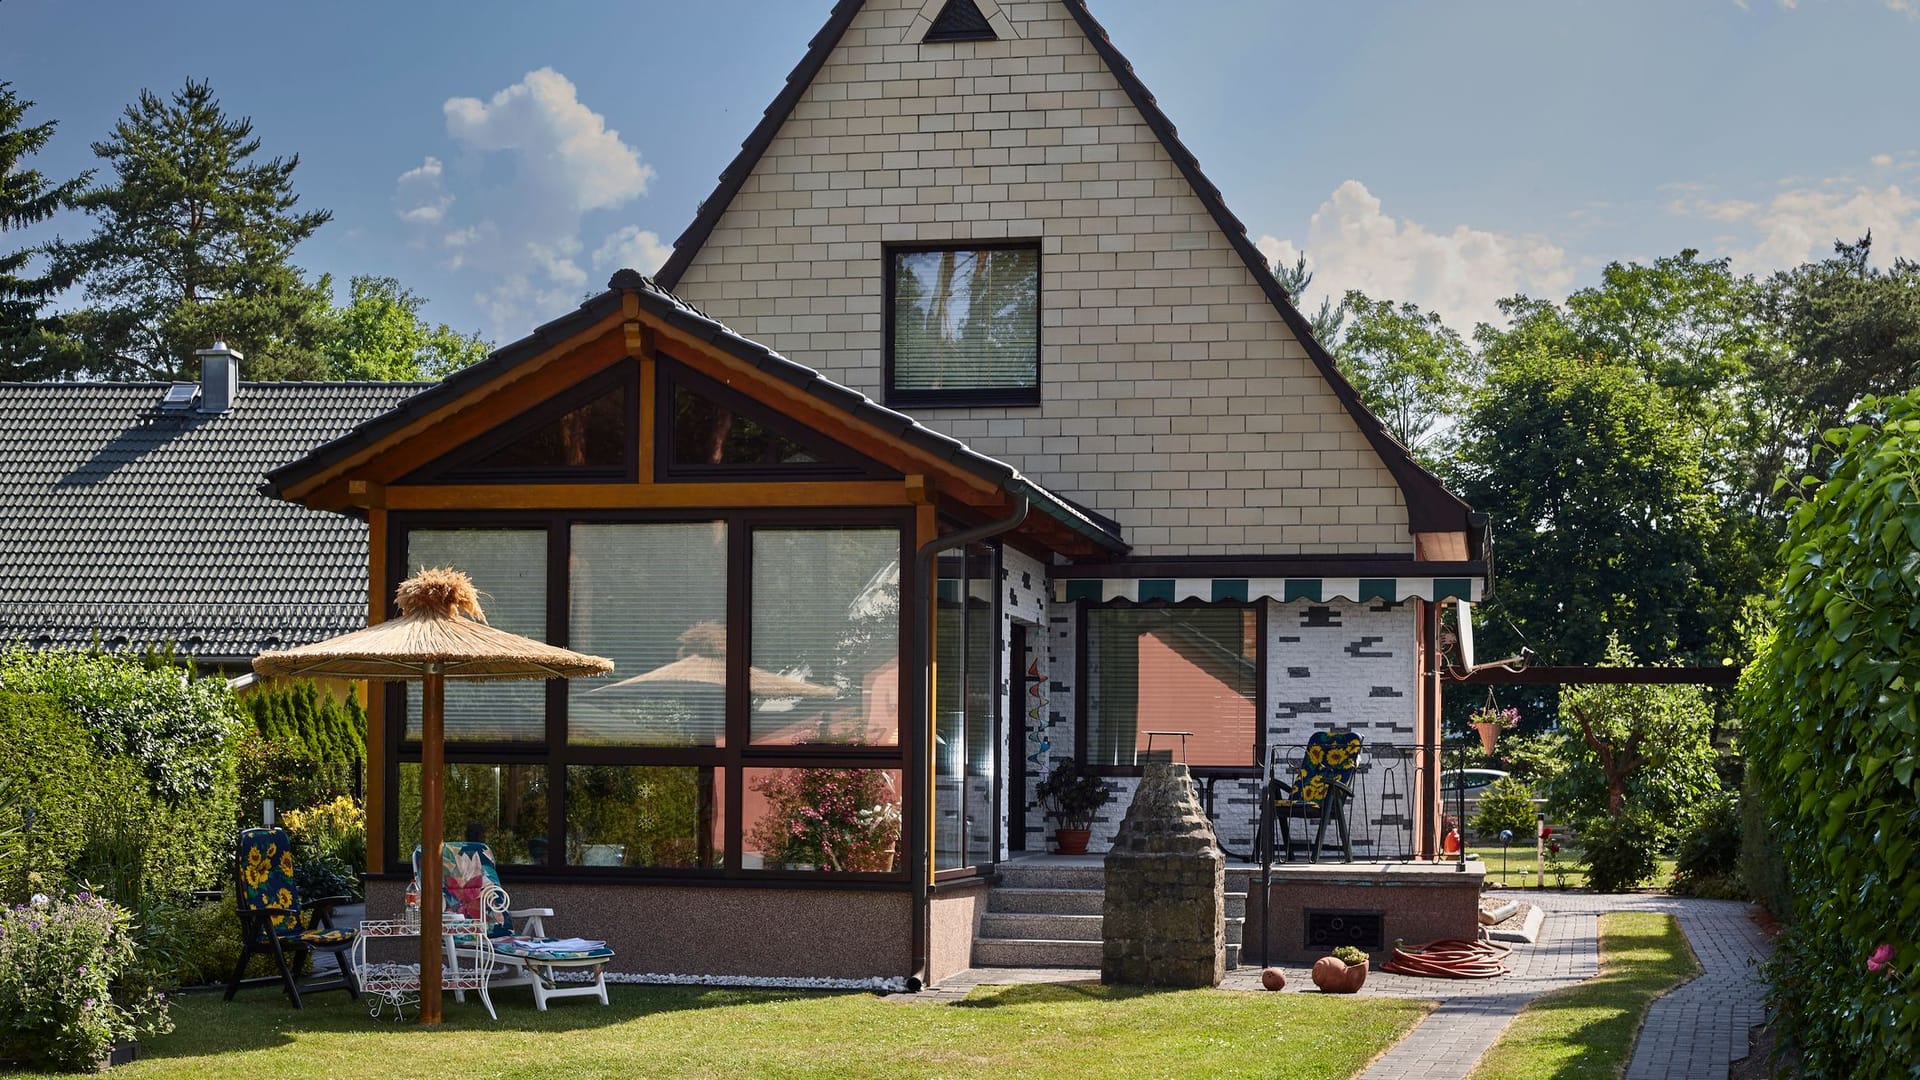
left=0, top=892, right=172, bottom=1071
left=1744, top=393, right=1920, bottom=1074
left=241, top=680, right=365, bottom=803
left=1669, top=792, right=1746, bottom=899
left=1472, top=776, right=1540, bottom=839
left=1576, top=808, right=1661, bottom=893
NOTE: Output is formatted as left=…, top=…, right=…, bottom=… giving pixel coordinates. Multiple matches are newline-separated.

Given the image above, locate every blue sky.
left=5, top=0, right=1918, bottom=342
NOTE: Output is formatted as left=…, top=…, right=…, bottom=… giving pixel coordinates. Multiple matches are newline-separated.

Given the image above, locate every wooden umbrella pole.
left=419, top=668, right=445, bottom=1025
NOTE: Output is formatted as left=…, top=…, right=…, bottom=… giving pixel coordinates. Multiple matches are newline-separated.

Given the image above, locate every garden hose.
left=1378, top=934, right=1513, bottom=979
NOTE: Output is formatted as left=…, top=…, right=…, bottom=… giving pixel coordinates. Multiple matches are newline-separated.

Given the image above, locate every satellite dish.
left=1454, top=597, right=1476, bottom=672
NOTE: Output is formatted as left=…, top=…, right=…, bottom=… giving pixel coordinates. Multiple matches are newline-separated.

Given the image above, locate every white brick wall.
left=1024, top=598, right=1419, bottom=859
left=671, top=0, right=1411, bottom=556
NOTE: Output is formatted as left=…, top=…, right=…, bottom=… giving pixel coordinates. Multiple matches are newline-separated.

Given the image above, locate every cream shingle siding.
left=670, top=0, right=1409, bottom=556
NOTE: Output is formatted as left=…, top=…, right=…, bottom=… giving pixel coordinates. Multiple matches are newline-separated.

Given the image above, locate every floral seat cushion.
left=414, top=842, right=515, bottom=939
left=493, top=937, right=614, bottom=962
left=237, top=826, right=354, bottom=948
left=1276, top=731, right=1362, bottom=810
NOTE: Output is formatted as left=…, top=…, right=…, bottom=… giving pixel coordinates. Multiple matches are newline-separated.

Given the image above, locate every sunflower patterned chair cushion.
left=1278, top=731, right=1364, bottom=810
left=237, top=826, right=356, bottom=947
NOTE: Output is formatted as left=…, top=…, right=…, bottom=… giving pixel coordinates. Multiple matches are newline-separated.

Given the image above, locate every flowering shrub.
left=748, top=769, right=901, bottom=872
left=0, top=892, right=171, bottom=1071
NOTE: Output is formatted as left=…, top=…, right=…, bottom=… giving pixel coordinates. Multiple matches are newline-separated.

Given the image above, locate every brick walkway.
left=916, top=892, right=1770, bottom=1080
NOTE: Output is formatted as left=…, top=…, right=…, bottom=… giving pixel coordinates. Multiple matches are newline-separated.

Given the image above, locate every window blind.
left=567, top=522, right=729, bottom=747
left=749, top=528, right=901, bottom=746
left=891, top=247, right=1039, bottom=392
left=403, top=529, right=548, bottom=742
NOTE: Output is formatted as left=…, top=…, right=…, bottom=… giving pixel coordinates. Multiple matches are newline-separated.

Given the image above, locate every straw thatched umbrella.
left=254, top=568, right=611, bottom=1024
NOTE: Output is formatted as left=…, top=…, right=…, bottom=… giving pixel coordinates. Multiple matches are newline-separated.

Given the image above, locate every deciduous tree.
left=321, top=276, right=490, bottom=381
left=1336, top=291, right=1478, bottom=458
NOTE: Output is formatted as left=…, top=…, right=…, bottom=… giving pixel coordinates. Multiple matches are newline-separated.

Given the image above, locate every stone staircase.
left=972, top=859, right=1251, bottom=969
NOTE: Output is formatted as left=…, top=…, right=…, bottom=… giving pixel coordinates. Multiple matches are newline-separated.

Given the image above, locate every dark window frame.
left=1072, top=598, right=1268, bottom=780
left=883, top=240, right=1043, bottom=409
left=655, top=356, right=896, bottom=482
left=401, top=361, right=640, bottom=485
left=931, top=540, right=1003, bottom=879
left=385, top=507, right=915, bottom=886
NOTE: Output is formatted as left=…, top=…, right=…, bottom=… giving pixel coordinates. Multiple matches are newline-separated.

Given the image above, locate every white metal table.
left=349, top=915, right=499, bottom=1021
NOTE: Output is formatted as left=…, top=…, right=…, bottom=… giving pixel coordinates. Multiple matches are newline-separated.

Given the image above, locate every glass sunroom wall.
left=934, top=557, right=964, bottom=870
left=962, top=544, right=996, bottom=866
left=933, top=543, right=999, bottom=872
left=402, top=529, right=549, bottom=743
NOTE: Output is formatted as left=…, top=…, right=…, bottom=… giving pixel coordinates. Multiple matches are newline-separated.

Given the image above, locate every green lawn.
left=1465, top=846, right=1678, bottom=892
left=55, top=981, right=1433, bottom=1080
left=1468, top=912, right=1700, bottom=1080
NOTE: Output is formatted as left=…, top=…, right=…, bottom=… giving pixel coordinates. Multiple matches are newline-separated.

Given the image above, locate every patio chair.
left=1268, top=731, right=1363, bottom=863
left=224, top=826, right=360, bottom=1007
left=413, top=842, right=615, bottom=1010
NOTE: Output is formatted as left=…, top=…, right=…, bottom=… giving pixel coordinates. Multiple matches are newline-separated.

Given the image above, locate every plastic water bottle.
left=404, top=881, right=419, bottom=929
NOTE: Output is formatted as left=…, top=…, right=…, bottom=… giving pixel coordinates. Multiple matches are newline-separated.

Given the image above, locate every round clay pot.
left=1311, top=957, right=1369, bottom=993
left=1054, top=828, right=1091, bottom=855
left=1260, top=967, right=1287, bottom=991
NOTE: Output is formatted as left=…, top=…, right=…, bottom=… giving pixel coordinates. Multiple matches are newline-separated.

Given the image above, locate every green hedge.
left=1743, top=393, right=1920, bottom=1076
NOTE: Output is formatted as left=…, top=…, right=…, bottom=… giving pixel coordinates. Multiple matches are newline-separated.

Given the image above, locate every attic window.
left=159, top=384, right=199, bottom=411
left=886, top=242, right=1041, bottom=407
left=924, top=0, right=995, bottom=41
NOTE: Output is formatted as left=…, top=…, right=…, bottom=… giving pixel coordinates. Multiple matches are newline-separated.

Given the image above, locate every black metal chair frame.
left=223, top=833, right=361, bottom=1008
left=1262, top=745, right=1357, bottom=864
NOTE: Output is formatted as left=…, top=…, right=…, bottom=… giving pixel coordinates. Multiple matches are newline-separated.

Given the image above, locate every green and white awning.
left=1053, top=575, right=1483, bottom=605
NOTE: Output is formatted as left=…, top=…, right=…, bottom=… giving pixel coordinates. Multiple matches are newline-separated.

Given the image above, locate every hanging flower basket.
left=1468, top=705, right=1520, bottom=753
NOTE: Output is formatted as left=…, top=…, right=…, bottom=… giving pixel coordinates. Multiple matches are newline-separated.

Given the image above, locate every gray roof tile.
left=0, top=381, right=427, bottom=662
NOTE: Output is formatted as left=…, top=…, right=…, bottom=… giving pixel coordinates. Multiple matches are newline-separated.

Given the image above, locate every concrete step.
left=995, top=862, right=1105, bottom=891
left=972, top=938, right=1104, bottom=968
left=989, top=887, right=1104, bottom=915
left=980, top=912, right=1103, bottom=942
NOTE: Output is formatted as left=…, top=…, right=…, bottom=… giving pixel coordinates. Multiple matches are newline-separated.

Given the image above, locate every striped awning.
left=1053, top=575, right=1483, bottom=605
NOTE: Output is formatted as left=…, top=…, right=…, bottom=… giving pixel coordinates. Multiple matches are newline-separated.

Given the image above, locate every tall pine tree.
left=57, top=79, right=334, bottom=380
left=0, top=83, right=88, bottom=380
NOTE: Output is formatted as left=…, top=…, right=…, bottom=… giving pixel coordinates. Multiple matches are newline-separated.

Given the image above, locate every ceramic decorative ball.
left=1260, top=967, right=1286, bottom=991
left=1499, top=829, right=1514, bottom=842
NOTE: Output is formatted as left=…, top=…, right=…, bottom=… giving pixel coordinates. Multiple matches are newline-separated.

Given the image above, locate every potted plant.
left=1468, top=704, right=1520, bottom=754
left=1311, top=945, right=1370, bottom=993
left=1035, top=759, right=1109, bottom=855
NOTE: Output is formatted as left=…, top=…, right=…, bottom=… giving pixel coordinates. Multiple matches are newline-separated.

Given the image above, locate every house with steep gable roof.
left=271, top=0, right=1489, bottom=985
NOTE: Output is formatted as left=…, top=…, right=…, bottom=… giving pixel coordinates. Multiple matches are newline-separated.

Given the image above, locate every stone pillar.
left=1101, top=763, right=1225, bottom=987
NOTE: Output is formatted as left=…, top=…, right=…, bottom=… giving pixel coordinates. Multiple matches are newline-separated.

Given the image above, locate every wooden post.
left=419, top=667, right=444, bottom=1025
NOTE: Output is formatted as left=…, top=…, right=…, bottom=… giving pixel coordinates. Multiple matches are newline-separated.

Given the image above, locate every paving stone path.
left=915, top=892, right=1770, bottom=1080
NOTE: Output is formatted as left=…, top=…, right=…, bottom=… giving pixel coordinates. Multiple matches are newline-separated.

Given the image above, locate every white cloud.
left=592, top=226, right=674, bottom=275
left=1258, top=180, right=1575, bottom=331
left=443, top=68, right=653, bottom=213
left=1872, top=152, right=1896, bottom=168
left=394, top=155, right=453, bottom=224
left=1668, top=176, right=1920, bottom=271
left=393, top=68, right=667, bottom=337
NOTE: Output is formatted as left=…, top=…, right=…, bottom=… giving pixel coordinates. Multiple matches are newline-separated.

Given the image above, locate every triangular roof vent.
left=925, top=0, right=995, bottom=41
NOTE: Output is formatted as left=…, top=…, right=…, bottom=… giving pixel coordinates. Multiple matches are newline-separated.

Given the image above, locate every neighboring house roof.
left=266, top=271, right=1129, bottom=554
left=0, top=381, right=428, bottom=662
left=653, top=0, right=1480, bottom=541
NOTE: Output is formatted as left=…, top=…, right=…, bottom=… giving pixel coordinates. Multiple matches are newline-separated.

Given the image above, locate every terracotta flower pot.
left=1311, top=956, right=1369, bottom=993
left=1054, top=828, right=1091, bottom=855
left=1473, top=721, right=1502, bottom=754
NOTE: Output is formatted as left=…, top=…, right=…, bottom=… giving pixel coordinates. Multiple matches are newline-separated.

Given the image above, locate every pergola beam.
left=1455, top=665, right=1741, bottom=686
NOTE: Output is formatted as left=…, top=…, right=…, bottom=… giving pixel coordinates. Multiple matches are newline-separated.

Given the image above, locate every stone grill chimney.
left=1101, top=762, right=1225, bottom=987
left=196, top=340, right=241, bottom=414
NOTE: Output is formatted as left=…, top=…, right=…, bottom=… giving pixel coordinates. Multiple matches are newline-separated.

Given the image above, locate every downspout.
left=908, top=494, right=1029, bottom=991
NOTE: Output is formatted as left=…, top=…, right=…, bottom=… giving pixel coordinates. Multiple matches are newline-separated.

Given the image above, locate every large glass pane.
left=892, top=247, right=1039, bottom=392
left=963, top=547, right=996, bottom=863
left=742, top=766, right=903, bottom=873
left=568, top=522, right=728, bottom=746
left=672, top=384, right=822, bottom=468
left=404, top=529, right=547, bottom=742
left=565, top=765, right=721, bottom=869
left=466, top=387, right=626, bottom=474
left=933, top=559, right=965, bottom=870
left=749, top=528, right=901, bottom=746
left=398, top=762, right=550, bottom=866
left=1086, top=605, right=1259, bottom=769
